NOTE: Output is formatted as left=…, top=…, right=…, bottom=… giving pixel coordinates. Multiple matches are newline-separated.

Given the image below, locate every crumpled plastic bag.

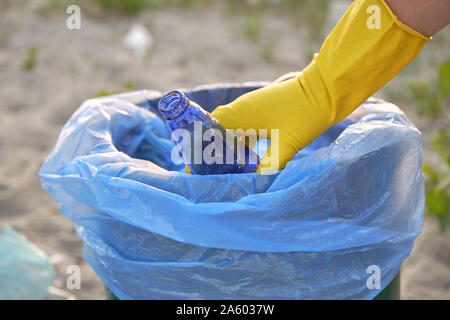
left=0, top=225, right=54, bottom=299
left=40, top=83, right=424, bottom=299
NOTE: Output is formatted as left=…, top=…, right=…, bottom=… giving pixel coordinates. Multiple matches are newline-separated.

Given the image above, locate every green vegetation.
left=93, top=81, right=138, bottom=98
left=224, top=0, right=329, bottom=63
left=38, top=0, right=209, bottom=17
left=22, top=46, right=38, bottom=71
left=92, top=90, right=112, bottom=98
left=37, top=0, right=328, bottom=63
left=438, top=59, right=450, bottom=97
left=386, top=59, right=450, bottom=231
left=243, top=10, right=264, bottom=44
left=92, top=0, right=151, bottom=16
left=423, top=129, right=450, bottom=231
left=409, top=59, right=450, bottom=117
left=261, top=43, right=275, bottom=64
left=37, top=0, right=74, bottom=16
left=407, top=60, right=450, bottom=231
left=284, top=0, right=330, bottom=40
left=386, top=59, right=450, bottom=118
left=226, top=0, right=329, bottom=43
left=408, top=80, right=443, bottom=116
left=87, top=0, right=208, bottom=16
left=39, top=0, right=147, bottom=17
left=39, top=0, right=329, bottom=40
left=124, top=81, right=136, bottom=91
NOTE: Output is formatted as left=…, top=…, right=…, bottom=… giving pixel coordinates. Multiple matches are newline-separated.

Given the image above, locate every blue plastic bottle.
left=158, top=90, right=260, bottom=175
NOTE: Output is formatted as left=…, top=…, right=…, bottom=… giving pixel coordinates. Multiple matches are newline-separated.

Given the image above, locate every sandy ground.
left=0, top=1, right=449, bottom=299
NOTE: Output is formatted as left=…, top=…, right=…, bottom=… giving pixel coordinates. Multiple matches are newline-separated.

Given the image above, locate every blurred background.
left=0, top=0, right=448, bottom=299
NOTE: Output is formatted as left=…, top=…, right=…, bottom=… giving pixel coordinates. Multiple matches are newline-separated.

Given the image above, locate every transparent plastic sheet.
left=0, top=225, right=54, bottom=299
left=40, top=83, right=424, bottom=299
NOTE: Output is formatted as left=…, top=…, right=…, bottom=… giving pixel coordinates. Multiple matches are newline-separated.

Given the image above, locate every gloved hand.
left=212, top=0, right=430, bottom=173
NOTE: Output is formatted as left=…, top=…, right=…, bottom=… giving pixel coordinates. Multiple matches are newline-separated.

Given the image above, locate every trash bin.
left=40, top=83, right=424, bottom=300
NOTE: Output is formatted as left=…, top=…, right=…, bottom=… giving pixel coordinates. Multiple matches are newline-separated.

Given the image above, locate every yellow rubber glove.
left=212, top=0, right=430, bottom=173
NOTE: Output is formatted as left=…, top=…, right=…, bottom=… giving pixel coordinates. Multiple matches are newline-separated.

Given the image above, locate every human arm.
left=212, top=0, right=449, bottom=172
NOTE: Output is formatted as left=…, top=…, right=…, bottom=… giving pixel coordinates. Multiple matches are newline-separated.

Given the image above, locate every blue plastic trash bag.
left=40, top=83, right=424, bottom=300
left=0, top=225, right=54, bottom=299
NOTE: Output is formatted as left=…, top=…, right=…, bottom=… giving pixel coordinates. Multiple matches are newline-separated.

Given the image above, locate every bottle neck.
left=158, top=90, right=190, bottom=120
